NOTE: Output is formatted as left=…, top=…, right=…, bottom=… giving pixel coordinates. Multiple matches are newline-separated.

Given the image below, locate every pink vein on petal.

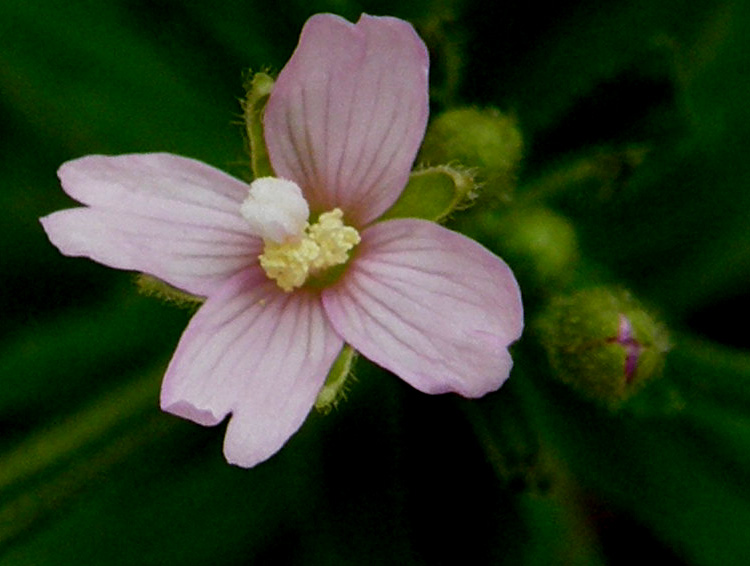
left=162, top=269, right=343, bottom=467
left=323, top=219, right=523, bottom=398
left=265, top=14, right=429, bottom=225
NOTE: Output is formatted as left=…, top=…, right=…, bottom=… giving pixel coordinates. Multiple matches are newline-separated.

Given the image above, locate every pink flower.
left=40, top=14, right=523, bottom=467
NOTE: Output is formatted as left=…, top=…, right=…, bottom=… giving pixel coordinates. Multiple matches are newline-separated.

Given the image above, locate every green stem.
left=520, top=146, right=648, bottom=205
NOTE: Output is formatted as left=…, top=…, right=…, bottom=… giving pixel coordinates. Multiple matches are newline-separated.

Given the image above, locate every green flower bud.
left=486, top=207, right=579, bottom=293
left=536, top=288, right=670, bottom=405
left=418, top=107, right=523, bottom=199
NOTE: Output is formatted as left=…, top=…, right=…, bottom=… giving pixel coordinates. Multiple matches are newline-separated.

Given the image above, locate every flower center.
left=260, top=208, right=360, bottom=291
left=240, top=178, right=360, bottom=292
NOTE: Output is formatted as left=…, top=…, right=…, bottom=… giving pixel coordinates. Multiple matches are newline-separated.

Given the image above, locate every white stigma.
left=240, top=177, right=309, bottom=243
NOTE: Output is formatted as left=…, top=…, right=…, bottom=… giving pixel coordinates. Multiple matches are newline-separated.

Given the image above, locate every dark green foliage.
left=1, top=1, right=749, bottom=564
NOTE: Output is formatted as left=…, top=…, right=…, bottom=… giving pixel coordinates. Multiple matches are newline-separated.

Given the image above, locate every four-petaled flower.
left=40, top=14, right=523, bottom=467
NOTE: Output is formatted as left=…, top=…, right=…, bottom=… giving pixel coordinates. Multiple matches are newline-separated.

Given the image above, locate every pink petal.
left=265, top=14, right=429, bottom=226
left=322, top=219, right=523, bottom=398
left=161, top=268, right=343, bottom=468
left=41, top=154, right=259, bottom=296
left=57, top=154, right=251, bottom=224
left=41, top=208, right=259, bottom=297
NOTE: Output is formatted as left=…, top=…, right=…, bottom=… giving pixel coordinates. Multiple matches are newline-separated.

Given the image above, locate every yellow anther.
left=260, top=237, right=320, bottom=292
left=308, top=209, right=361, bottom=271
left=258, top=208, right=360, bottom=292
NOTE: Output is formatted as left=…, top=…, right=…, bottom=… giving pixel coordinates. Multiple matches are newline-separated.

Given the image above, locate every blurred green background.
left=1, top=0, right=750, bottom=564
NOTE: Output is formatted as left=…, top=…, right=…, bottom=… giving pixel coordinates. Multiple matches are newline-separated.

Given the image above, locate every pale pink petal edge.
left=42, top=154, right=260, bottom=296
left=161, top=269, right=343, bottom=468
left=322, top=218, right=523, bottom=398
left=265, top=13, right=429, bottom=226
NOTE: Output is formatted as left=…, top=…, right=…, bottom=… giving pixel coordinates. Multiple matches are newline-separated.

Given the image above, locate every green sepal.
left=379, top=165, right=476, bottom=223
left=135, top=274, right=204, bottom=310
left=242, top=71, right=275, bottom=179
left=315, top=344, right=358, bottom=413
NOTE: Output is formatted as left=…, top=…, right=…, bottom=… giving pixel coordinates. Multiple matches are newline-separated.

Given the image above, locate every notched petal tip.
left=43, top=154, right=263, bottom=297
left=39, top=211, right=63, bottom=247
left=221, top=413, right=292, bottom=469
left=160, top=270, right=343, bottom=468
left=55, top=152, right=252, bottom=213
left=354, top=13, right=429, bottom=65
left=161, top=397, right=224, bottom=427
left=39, top=208, right=93, bottom=259
left=265, top=12, right=430, bottom=225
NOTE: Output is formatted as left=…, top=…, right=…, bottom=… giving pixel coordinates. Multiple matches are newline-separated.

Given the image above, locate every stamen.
left=253, top=206, right=360, bottom=292
left=308, top=209, right=361, bottom=271
left=260, top=238, right=320, bottom=292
